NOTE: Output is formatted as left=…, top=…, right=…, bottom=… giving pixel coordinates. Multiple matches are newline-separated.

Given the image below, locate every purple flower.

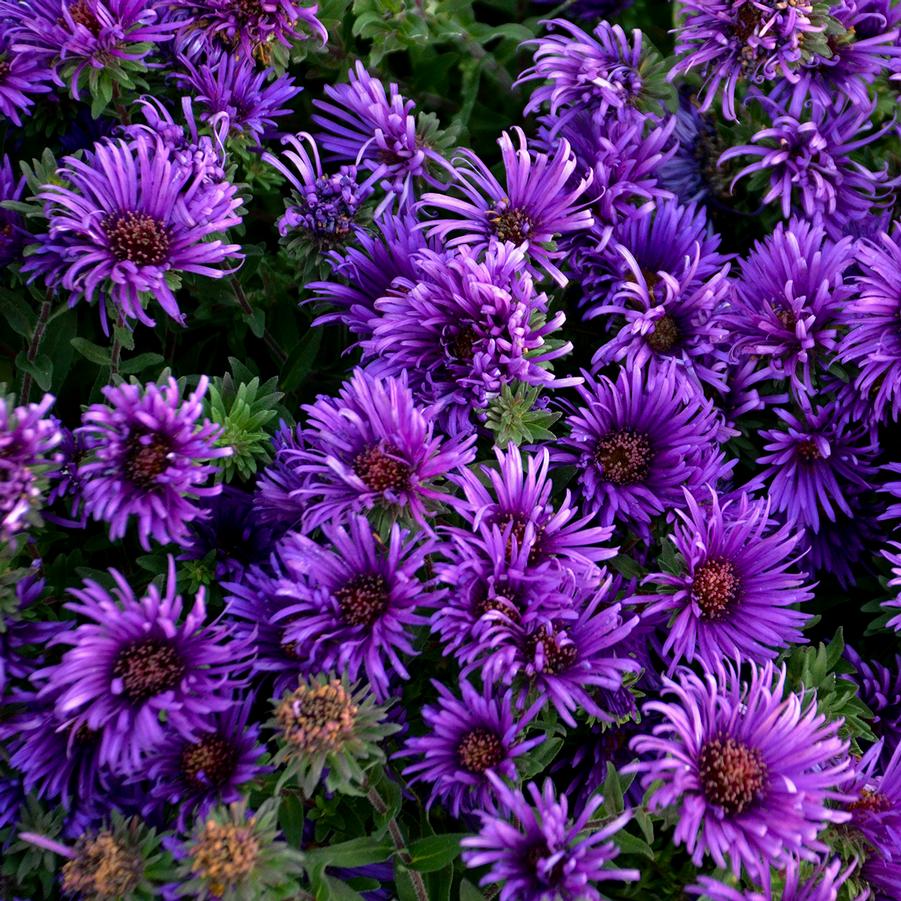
left=0, top=30, right=53, bottom=126
left=77, top=377, right=231, bottom=550
left=461, top=775, right=638, bottom=901
left=253, top=421, right=307, bottom=530
left=141, top=696, right=267, bottom=827
left=641, top=487, right=813, bottom=670
left=0, top=392, right=62, bottom=543
left=270, top=516, right=438, bottom=700
left=33, top=559, right=251, bottom=772
left=419, top=126, right=593, bottom=285
left=839, top=225, right=901, bottom=424
left=283, top=368, right=475, bottom=532
left=364, top=242, right=576, bottom=434
left=24, top=137, right=243, bottom=327
left=177, top=49, right=301, bottom=141
left=843, top=739, right=901, bottom=859
left=726, top=218, right=855, bottom=398
left=719, top=98, right=897, bottom=228
left=0, top=153, right=28, bottom=265
left=553, top=361, right=734, bottom=532
left=844, top=645, right=901, bottom=756
left=630, top=659, right=851, bottom=879
left=263, top=132, right=376, bottom=250
left=399, top=679, right=544, bottom=817
left=755, top=399, right=879, bottom=533
left=313, top=61, right=444, bottom=206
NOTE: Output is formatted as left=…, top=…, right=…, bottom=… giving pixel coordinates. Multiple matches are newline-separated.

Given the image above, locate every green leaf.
left=406, top=834, right=468, bottom=873
left=459, top=878, right=487, bottom=900
left=119, top=352, right=164, bottom=375
left=70, top=337, right=112, bottom=366
left=15, top=352, right=53, bottom=391
left=614, top=830, right=654, bottom=860
left=0, top=290, right=36, bottom=339
left=304, top=837, right=392, bottom=870
left=315, top=876, right=367, bottom=901
left=278, top=793, right=305, bottom=849
left=281, top=327, right=323, bottom=392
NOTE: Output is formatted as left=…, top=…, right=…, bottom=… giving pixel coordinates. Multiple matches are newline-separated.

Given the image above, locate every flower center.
left=796, top=439, right=822, bottom=463
left=528, top=627, right=578, bottom=674
left=113, top=638, right=185, bottom=701
left=180, top=734, right=239, bottom=790
left=646, top=314, right=680, bottom=353
left=352, top=444, right=411, bottom=494
left=488, top=204, right=533, bottom=244
left=68, top=0, right=102, bottom=34
left=849, top=790, right=893, bottom=814
left=0, top=60, right=10, bottom=78
left=692, top=557, right=741, bottom=621
left=335, top=573, right=389, bottom=627
left=457, top=728, right=505, bottom=773
left=192, top=821, right=259, bottom=894
left=477, top=593, right=521, bottom=623
left=594, top=429, right=653, bottom=485
left=103, top=211, right=170, bottom=266
left=449, top=325, right=478, bottom=361
left=61, top=832, right=143, bottom=899
left=734, top=3, right=763, bottom=43
left=276, top=679, right=358, bottom=754
left=699, top=735, right=768, bottom=815
left=775, top=306, right=797, bottom=330
left=123, top=432, right=171, bottom=490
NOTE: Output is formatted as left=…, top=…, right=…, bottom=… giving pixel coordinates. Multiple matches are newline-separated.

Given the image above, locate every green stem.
left=366, top=786, right=429, bottom=901
left=230, top=282, right=289, bottom=366
left=19, top=297, right=53, bottom=404
left=109, top=312, right=126, bottom=381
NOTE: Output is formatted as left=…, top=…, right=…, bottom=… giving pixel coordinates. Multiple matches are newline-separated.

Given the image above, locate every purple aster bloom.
left=141, top=696, right=267, bottom=827
left=864, top=854, right=901, bottom=897
left=536, top=0, right=633, bottom=20
left=839, top=225, right=901, bottom=424
left=843, top=739, right=901, bottom=859
left=630, top=659, right=851, bottom=879
left=263, top=131, right=377, bottom=251
left=518, top=19, right=669, bottom=123
left=553, top=361, right=734, bottom=533
left=34, top=558, right=251, bottom=772
left=669, top=0, right=830, bottom=121
left=253, top=420, right=307, bottom=531
left=461, top=775, right=639, bottom=901
left=0, top=392, right=62, bottom=543
left=309, top=212, right=429, bottom=338
left=23, top=137, right=243, bottom=327
left=450, top=443, right=616, bottom=581
left=419, top=126, right=593, bottom=285
left=44, top=424, right=89, bottom=528
left=312, top=61, right=446, bottom=207
left=284, top=368, right=475, bottom=532
left=844, top=646, right=901, bottom=756
left=0, top=776, right=23, bottom=837
left=399, top=679, right=544, bottom=817
left=641, top=487, right=813, bottom=670
left=4, top=0, right=177, bottom=99
left=77, top=376, right=231, bottom=550
left=726, top=218, right=854, bottom=398
left=719, top=98, right=898, bottom=228
left=364, top=242, right=576, bottom=434
left=0, top=29, right=53, bottom=126
left=269, top=516, right=437, bottom=701
left=754, top=399, right=879, bottom=533
left=176, top=50, right=301, bottom=142
left=0, top=153, right=28, bottom=265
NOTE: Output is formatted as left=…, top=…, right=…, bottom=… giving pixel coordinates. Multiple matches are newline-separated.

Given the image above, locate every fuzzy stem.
left=366, top=786, right=428, bottom=901
left=109, top=312, right=126, bottom=381
left=230, top=282, right=289, bottom=366
left=19, top=297, right=52, bottom=404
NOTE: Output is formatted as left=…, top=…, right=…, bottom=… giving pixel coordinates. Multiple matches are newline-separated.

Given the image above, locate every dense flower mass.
left=1, top=0, right=899, bottom=898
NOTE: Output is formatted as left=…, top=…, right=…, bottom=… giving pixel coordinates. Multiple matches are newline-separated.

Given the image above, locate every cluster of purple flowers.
left=2, top=0, right=901, bottom=898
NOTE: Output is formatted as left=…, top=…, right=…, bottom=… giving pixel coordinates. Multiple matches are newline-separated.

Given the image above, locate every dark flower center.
left=594, top=429, right=653, bottom=485
left=699, top=735, right=768, bottom=815
left=103, top=211, right=170, bottom=266
left=68, top=0, right=102, bottom=34
left=692, top=557, right=741, bottom=621
left=646, top=314, right=680, bottom=353
left=529, top=627, right=578, bottom=674
left=457, top=728, right=505, bottom=773
left=113, top=638, right=185, bottom=701
left=335, top=574, right=389, bottom=627
left=280, top=639, right=306, bottom=661
left=276, top=679, right=358, bottom=753
left=775, top=306, right=797, bottom=330
left=0, top=60, right=10, bottom=78
left=352, top=444, right=411, bottom=494
left=449, top=325, right=478, bottom=361
left=796, top=439, right=822, bottom=463
left=477, top=593, right=521, bottom=623
left=61, top=832, right=143, bottom=899
left=123, top=432, right=171, bottom=490
left=180, top=734, right=239, bottom=790
left=849, top=789, right=892, bottom=814
left=488, top=205, right=533, bottom=244
left=734, top=3, right=763, bottom=43
left=525, top=844, right=565, bottom=883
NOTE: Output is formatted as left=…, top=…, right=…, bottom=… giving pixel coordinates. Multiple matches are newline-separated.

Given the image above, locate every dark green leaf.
left=70, top=337, right=112, bottom=366
left=407, top=833, right=468, bottom=872
left=304, top=837, right=392, bottom=869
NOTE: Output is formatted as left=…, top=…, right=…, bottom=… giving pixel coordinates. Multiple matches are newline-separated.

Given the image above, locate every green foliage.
left=485, top=384, right=561, bottom=446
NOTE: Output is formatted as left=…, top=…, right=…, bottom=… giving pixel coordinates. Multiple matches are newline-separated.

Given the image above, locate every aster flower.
left=0, top=153, right=28, bottom=266
left=641, top=487, right=813, bottom=670
left=553, top=361, right=734, bottom=532
left=399, top=679, right=544, bottom=817
left=77, top=377, right=231, bottom=550
left=726, top=218, right=854, bottom=398
left=284, top=368, right=475, bottom=532
left=630, top=659, right=851, bottom=879
left=839, top=225, right=901, bottom=424
left=270, top=516, right=438, bottom=700
left=518, top=19, right=671, bottom=123
left=419, top=126, right=593, bottom=285
left=5, top=0, right=177, bottom=99
left=843, top=739, right=901, bottom=859
left=263, top=131, right=377, bottom=253
left=719, top=98, right=897, bottom=228
left=34, top=558, right=251, bottom=771
left=141, top=697, right=267, bottom=827
left=364, top=242, right=576, bottom=434
left=271, top=673, right=399, bottom=795
left=177, top=50, right=301, bottom=142
left=252, top=420, right=307, bottom=530
left=0, top=30, right=53, bottom=126
left=23, top=137, right=243, bottom=327
left=462, top=775, right=638, bottom=901
left=844, top=646, right=901, bottom=756
left=754, top=399, right=879, bottom=533
left=313, top=61, right=448, bottom=206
